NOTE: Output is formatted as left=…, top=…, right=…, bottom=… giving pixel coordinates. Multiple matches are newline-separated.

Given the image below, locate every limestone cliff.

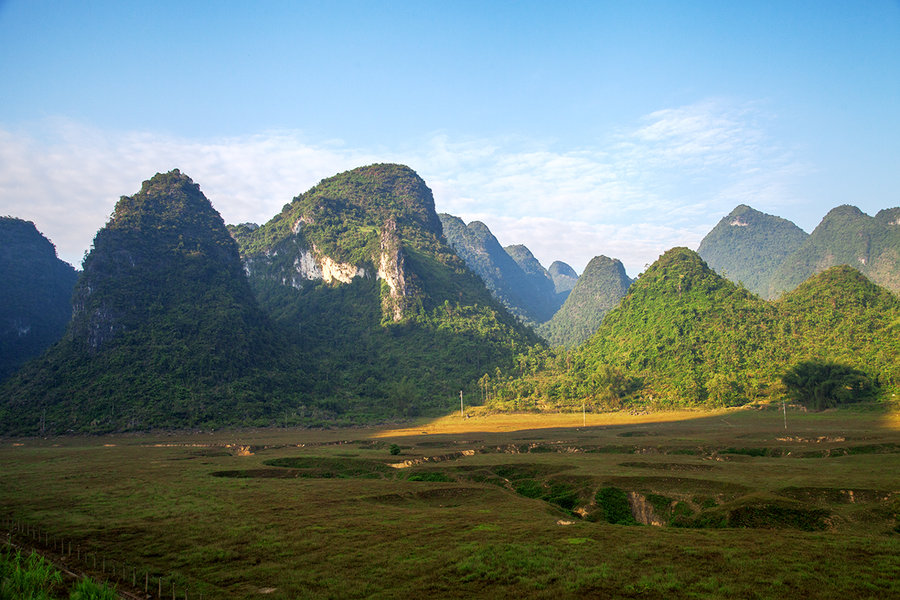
left=377, top=218, right=411, bottom=322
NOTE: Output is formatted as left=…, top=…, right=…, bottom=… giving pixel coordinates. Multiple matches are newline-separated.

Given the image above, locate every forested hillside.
left=230, top=165, right=536, bottom=420
left=0, top=218, right=78, bottom=382
left=481, top=248, right=899, bottom=411
left=698, top=204, right=808, bottom=297
left=2, top=167, right=897, bottom=434
left=1, top=171, right=306, bottom=434
left=768, top=205, right=900, bottom=297
left=537, top=255, right=631, bottom=348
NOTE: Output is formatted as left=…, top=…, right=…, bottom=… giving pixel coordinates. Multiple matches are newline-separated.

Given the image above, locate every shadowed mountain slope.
left=0, top=218, right=78, bottom=381
left=439, top=214, right=559, bottom=323
left=2, top=171, right=304, bottom=434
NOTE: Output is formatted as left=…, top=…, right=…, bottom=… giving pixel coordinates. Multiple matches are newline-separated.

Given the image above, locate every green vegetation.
left=697, top=204, right=808, bottom=298
left=1, top=170, right=309, bottom=434
left=0, top=548, right=117, bottom=600
left=0, top=548, right=61, bottom=600
left=2, top=167, right=897, bottom=435
left=480, top=248, right=900, bottom=411
left=769, top=204, right=900, bottom=298
left=0, top=217, right=78, bottom=382
left=1, top=166, right=538, bottom=434
left=67, top=579, right=118, bottom=600
left=538, top=255, right=632, bottom=347
left=782, top=360, right=876, bottom=411
left=2, top=409, right=898, bottom=598
left=593, top=487, right=637, bottom=525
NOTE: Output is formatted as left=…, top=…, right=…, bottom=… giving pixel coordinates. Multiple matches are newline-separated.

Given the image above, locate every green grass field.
left=2, top=406, right=899, bottom=599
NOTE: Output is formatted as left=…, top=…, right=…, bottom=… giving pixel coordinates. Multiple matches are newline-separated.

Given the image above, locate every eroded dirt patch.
left=778, top=487, right=897, bottom=504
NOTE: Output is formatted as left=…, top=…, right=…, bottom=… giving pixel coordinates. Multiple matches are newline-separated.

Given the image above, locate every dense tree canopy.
left=480, top=249, right=900, bottom=412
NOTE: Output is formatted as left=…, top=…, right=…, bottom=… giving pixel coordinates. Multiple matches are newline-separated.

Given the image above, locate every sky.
left=1, top=1, right=898, bottom=276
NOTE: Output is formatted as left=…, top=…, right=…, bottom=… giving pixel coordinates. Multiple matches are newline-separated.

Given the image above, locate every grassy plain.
left=1, top=406, right=899, bottom=599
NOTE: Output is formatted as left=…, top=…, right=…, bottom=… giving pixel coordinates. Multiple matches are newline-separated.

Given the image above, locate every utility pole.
left=582, top=400, right=585, bottom=427
left=460, top=390, right=463, bottom=417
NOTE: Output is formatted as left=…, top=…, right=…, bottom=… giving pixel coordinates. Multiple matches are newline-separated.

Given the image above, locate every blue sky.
left=1, top=1, right=898, bottom=275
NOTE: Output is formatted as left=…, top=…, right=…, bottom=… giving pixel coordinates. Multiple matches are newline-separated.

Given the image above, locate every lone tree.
left=781, top=360, right=876, bottom=411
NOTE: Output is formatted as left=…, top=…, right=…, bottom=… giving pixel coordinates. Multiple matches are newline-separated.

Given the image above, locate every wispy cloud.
left=0, top=99, right=805, bottom=275
left=0, top=120, right=373, bottom=266
left=407, top=99, right=804, bottom=273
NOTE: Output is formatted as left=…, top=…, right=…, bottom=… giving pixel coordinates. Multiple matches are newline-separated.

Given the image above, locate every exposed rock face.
left=377, top=218, right=410, bottom=322
left=319, top=254, right=367, bottom=284
left=292, top=249, right=322, bottom=284
left=629, top=492, right=665, bottom=526
left=238, top=221, right=368, bottom=290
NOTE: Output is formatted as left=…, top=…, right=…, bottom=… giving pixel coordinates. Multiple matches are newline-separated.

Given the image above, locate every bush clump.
left=594, top=487, right=637, bottom=525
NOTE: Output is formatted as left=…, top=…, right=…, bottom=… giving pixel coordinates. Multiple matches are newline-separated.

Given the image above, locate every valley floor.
left=1, top=406, right=899, bottom=599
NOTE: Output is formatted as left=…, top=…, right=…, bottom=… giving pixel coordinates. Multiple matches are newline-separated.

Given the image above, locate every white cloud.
left=0, top=121, right=372, bottom=267
left=0, top=99, right=805, bottom=273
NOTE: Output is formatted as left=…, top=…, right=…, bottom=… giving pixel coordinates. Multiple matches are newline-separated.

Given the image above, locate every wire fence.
left=3, top=516, right=207, bottom=599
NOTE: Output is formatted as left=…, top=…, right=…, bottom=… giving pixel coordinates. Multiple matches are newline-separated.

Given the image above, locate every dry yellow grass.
left=882, top=407, right=900, bottom=430
left=372, top=407, right=731, bottom=437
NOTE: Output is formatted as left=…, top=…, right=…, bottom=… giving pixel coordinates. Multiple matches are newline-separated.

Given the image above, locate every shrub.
left=407, top=471, right=452, bottom=482
left=0, top=548, right=62, bottom=600
left=69, top=578, right=118, bottom=600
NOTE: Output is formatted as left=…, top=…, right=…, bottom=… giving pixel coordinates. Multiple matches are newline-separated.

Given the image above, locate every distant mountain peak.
left=698, top=205, right=808, bottom=298
left=769, top=204, right=900, bottom=297
left=822, top=204, right=866, bottom=220
left=538, top=254, right=631, bottom=347
left=548, top=260, right=578, bottom=294
left=440, top=214, right=562, bottom=323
